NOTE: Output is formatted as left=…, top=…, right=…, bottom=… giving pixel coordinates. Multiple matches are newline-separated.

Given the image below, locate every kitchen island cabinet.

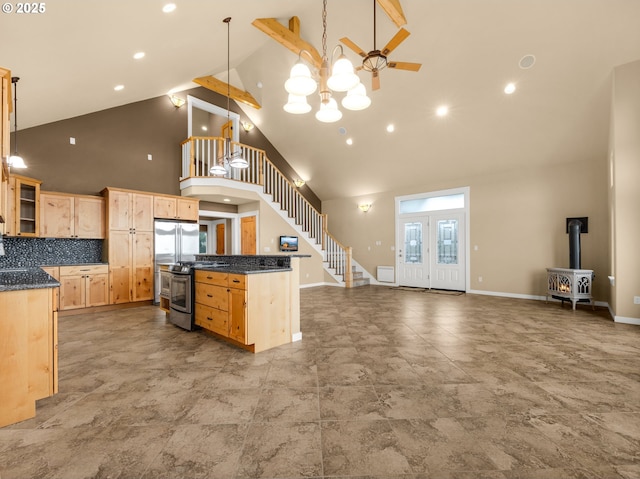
left=194, top=269, right=291, bottom=353
left=0, top=269, right=58, bottom=427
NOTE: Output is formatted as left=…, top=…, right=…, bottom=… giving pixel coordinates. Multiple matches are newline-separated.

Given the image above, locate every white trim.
left=614, top=316, right=640, bottom=325
left=300, top=282, right=345, bottom=289
left=291, top=332, right=303, bottom=342
left=187, top=95, right=240, bottom=142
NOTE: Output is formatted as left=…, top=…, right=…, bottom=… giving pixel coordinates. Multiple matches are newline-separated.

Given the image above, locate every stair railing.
left=181, top=136, right=353, bottom=285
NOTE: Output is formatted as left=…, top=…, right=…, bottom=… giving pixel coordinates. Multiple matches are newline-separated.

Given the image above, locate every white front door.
left=430, top=212, right=465, bottom=291
left=398, top=217, right=429, bottom=287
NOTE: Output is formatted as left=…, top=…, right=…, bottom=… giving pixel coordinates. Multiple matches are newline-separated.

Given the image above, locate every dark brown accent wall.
left=15, top=87, right=322, bottom=210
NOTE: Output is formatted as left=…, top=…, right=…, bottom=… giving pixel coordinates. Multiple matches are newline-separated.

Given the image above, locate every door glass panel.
left=437, top=219, right=458, bottom=264
left=404, top=222, right=422, bottom=264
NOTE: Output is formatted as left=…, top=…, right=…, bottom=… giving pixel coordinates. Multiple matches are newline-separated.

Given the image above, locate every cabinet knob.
left=207, top=294, right=213, bottom=298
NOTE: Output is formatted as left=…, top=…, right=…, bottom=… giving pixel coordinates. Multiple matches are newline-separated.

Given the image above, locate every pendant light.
left=210, top=16, right=248, bottom=176
left=8, top=77, right=27, bottom=169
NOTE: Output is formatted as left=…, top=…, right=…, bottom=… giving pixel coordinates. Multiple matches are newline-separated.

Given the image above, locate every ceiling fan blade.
left=387, top=61, right=422, bottom=72
left=381, top=28, right=410, bottom=56
left=372, top=71, right=381, bottom=91
left=339, top=37, right=368, bottom=58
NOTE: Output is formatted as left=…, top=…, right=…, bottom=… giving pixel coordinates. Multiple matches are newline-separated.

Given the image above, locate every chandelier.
left=283, top=0, right=371, bottom=122
left=210, top=17, right=248, bottom=176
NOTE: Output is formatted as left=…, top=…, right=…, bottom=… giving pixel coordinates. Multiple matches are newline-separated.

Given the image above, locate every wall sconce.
left=293, top=179, right=306, bottom=188
left=169, top=95, right=186, bottom=108
left=241, top=121, right=254, bottom=132
left=359, top=203, right=371, bottom=212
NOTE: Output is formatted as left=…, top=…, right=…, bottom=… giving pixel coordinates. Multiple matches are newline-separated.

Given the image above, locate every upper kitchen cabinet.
left=104, top=187, right=154, bottom=233
left=40, top=192, right=105, bottom=239
left=5, top=174, right=41, bottom=237
left=0, top=67, right=10, bottom=228
left=1, top=67, right=10, bottom=165
left=153, top=195, right=199, bottom=222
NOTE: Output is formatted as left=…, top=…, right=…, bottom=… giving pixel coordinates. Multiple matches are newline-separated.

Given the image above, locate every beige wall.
left=611, top=60, right=640, bottom=320
left=323, top=159, right=609, bottom=302
left=234, top=200, right=327, bottom=287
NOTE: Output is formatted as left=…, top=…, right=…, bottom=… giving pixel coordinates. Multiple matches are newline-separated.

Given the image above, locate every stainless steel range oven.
left=168, top=263, right=195, bottom=331
left=167, top=261, right=230, bottom=331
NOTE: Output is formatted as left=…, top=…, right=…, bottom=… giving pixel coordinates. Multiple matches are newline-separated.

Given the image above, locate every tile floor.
left=1, top=286, right=640, bottom=478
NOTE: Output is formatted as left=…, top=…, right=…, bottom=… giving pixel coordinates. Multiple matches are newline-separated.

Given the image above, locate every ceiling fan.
left=339, top=0, right=422, bottom=91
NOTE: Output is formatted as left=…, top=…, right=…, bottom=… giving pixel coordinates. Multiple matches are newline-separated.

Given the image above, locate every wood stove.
left=546, top=267, right=593, bottom=310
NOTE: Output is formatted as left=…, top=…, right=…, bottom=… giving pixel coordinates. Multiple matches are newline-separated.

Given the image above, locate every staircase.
left=181, top=136, right=370, bottom=287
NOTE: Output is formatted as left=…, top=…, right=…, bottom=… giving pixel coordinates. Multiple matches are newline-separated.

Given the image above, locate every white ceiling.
left=3, top=0, right=640, bottom=201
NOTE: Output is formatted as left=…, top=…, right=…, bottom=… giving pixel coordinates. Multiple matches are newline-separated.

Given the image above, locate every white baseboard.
left=614, top=316, right=640, bottom=325
left=291, top=332, right=303, bottom=342
left=300, top=281, right=344, bottom=289
left=468, top=289, right=546, bottom=301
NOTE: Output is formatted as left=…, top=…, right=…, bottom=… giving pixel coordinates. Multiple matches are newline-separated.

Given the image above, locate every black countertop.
left=0, top=268, right=61, bottom=292
left=193, top=264, right=292, bottom=275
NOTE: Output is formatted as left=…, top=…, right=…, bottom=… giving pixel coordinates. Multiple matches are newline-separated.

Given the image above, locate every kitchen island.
left=0, top=267, right=59, bottom=427
left=192, top=255, right=306, bottom=353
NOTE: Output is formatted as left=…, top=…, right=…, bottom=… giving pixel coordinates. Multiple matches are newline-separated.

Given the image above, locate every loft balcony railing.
left=180, top=136, right=353, bottom=287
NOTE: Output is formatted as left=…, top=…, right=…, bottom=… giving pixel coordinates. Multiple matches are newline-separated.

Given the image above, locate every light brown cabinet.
left=59, top=264, right=109, bottom=310
left=103, top=188, right=154, bottom=304
left=0, top=67, right=10, bottom=228
left=5, top=174, right=41, bottom=237
left=40, top=266, right=60, bottom=311
left=40, top=192, right=105, bottom=239
left=194, top=270, right=290, bottom=352
left=0, top=287, right=58, bottom=427
left=153, top=195, right=199, bottom=222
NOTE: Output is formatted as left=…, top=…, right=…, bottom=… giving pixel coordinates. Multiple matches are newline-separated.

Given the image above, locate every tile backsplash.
left=0, top=237, right=103, bottom=268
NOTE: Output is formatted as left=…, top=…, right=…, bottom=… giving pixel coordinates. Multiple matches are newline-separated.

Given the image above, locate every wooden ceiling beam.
left=252, top=17, right=323, bottom=69
left=192, top=76, right=261, bottom=110
left=376, top=0, right=407, bottom=27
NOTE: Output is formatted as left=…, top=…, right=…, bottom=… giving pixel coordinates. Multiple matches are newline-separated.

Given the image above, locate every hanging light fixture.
left=210, top=17, right=248, bottom=176
left=8, top=77, right=27, bottom=169
left=283, top=0, right=370, bottom=122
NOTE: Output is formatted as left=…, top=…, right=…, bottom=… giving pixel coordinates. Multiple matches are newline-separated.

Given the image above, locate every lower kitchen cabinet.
left=0, top=287, right=58, bottom=427
left=59, top=264, right=109, bottom=310
left=194, top=269, right=291, bottom=353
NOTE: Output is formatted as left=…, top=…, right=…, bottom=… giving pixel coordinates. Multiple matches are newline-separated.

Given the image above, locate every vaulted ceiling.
left=3, top=0, right=640, bottom=200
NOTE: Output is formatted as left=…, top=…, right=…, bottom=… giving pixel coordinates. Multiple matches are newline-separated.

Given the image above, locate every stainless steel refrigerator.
left=154, top=220, right=200, bottom=303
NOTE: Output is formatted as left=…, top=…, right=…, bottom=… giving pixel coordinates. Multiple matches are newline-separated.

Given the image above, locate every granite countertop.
left=194, top=264, right=292, bottom=275
left=42, top=262, right=108, bottom=267
left=0, top=267, right=61, bottom=292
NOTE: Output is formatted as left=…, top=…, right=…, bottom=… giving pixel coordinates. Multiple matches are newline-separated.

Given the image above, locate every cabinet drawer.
left=228, top=274, right=246, bottom=290
left=194, top=270, right=228, bottom=287
left=195, top=282, right=228, bottom=310
left=60, top=264, right=108, bottom=276
left=195, top=303, right=228, bottom=336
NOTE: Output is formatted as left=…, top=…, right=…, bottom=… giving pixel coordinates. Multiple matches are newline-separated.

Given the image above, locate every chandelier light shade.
left=283, top=93, right=312, bottom=114
left=326, top=48, right=360, bottom=92
left=284, top=60, right=317, bottom=96
left=282, top=0, right=370, bottom=123
left=342, top=82, right=371, bottom=111
left=315, top=97, right=342, bottom=123
left=8, top=76, right=27, bottom=169
left=211, top=17, right=248, bottom=175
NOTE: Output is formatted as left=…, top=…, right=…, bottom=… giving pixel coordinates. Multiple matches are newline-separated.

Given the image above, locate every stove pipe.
left=568, top=219, right=582, bottom=269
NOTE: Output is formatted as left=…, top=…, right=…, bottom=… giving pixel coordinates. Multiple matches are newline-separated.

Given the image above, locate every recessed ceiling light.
left=223, top=198, right=231, bottom=202
left=504, top=83, right=516, bottom=94
left=519, top=54, right=536, bottom=69
left=201, top=126, right=208, bottom=131
left=162, top=3, right=176, bottom=13
left=346, top=138, right=353, bottom=145
left=114, top=85, right=124, bottom=91
left=436, top=105, right=449, bottom=117
left=386, top=124, right=395, bottom=133
left=133, top=52, right=145, bottom=60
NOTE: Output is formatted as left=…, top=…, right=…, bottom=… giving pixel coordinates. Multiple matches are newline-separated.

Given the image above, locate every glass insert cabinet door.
left=436, top=219, right=458, bottom=265
left=403, top=222, right=423, bottom=264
